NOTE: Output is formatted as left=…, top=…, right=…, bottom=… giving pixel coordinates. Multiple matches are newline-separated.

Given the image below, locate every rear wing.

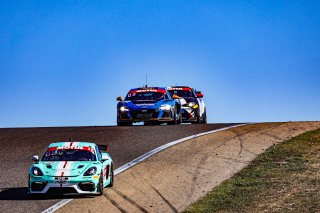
left=97, top=144, right=109, bottom=153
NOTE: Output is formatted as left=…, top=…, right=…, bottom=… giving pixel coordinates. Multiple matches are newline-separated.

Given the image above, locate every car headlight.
left=160, top=104, right=171, bottom=111
left=188, top=102, right=195, bottom=107
left=187, top=102, right=198, bottom=109
left=84, top=167, right=97, bottom=176
left=32, top=167, right=43, bottom=176
left=120, top=106, right=129, bottom=112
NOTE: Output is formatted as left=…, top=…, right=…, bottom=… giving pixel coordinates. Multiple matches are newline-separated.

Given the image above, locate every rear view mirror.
left=116, top=96, right=123, bottom=101
left=196, top=91, right=203, bottom=98
left=102, top=155, right=109, bottom=161
left=32, top=155, right=39, bottom=163
left=197, top=93, right=203, bottom=98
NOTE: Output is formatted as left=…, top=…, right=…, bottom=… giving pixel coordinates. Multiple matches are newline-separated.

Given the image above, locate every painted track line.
left=42, top=123, right=247, bottom=213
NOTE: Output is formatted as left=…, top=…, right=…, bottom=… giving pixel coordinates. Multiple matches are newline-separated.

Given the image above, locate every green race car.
left=28, top=141, right=114, bottom=195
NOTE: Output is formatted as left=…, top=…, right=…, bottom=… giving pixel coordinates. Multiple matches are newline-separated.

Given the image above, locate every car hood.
left=120, top=99, right=167, bottom=110
left=35, top=161, right=98, bottom=177
left=182, top=97, right=196, bottom=103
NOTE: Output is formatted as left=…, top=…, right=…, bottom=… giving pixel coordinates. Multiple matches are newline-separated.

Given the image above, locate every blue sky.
left=1, top=1, right=319, bottom=127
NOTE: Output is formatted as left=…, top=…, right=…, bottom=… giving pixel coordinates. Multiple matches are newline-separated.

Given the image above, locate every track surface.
left=0, top=123, right=235, bottom=213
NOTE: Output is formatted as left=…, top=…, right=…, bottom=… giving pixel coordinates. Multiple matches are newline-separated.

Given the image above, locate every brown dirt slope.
left=57, top=122, right=320, bottom=213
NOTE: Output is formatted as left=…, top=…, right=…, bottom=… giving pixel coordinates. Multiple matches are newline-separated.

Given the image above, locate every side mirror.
left=172, top=95, right=180, bottom=99
left=197, top=93, right=203, bottom=98
left=116, top=96, right=123, bottom=101
left=32, top=155, right=39, bottom=163
left=101, top=154, right=109, bottom=161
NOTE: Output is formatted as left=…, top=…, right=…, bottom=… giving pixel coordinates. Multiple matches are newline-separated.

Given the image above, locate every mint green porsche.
left=28, top=141, right=114, bottom=195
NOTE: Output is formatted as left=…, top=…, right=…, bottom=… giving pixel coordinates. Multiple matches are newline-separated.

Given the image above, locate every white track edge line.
left=42, top=123, right=248, bottom=213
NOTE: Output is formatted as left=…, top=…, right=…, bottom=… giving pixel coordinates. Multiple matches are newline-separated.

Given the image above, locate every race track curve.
left=0, top=123, right=236, bottom=213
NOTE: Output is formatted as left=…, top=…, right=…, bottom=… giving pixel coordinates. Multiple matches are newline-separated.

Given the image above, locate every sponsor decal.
left=128, top=89, right=166, bottom=94
left=54, top=177, right=68, bottom=184
left=46, top=145, right=95, bottom=154
left=168, top=87, right=191, bottom=91
left=135, top=104, right=154, bottom=106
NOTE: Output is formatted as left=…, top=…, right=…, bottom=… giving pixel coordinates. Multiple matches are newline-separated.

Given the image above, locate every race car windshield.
left=125, top=92, right=165, bottom=101
left=42, top=149, right=96, bottom=161
left=170, top=90, right=194, bottom=98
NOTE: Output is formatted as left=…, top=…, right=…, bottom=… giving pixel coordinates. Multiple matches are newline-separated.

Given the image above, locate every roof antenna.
left=145, top=73, right=148, bottom=88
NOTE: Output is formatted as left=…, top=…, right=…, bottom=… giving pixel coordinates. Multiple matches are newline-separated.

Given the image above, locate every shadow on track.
left=0, top=187, right=95, bottom=200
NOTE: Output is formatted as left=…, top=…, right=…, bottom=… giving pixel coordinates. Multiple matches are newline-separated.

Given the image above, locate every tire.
left=193, top=109, right=201, bottom=124
left=107, top=164, right=114, bottom=187
left=28, top=174, right=31, bottom=194
left=28, top=175, right=42, bottom=199
left=27, top=174, right=34, bottom=198
left=201, top=109, right=207, bottom=124
left=117, top=114, right=132, bottom=126
left=97, top=172, right=104, bottom=196
left=168, top=108, right=177, bottom=125
left=177, top=113, right=182, bottom=124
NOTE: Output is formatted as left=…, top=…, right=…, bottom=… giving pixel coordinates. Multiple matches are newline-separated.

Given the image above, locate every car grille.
left=131, top=109, right=157, bottom=119
left=47, top=187, right=78, bottom=194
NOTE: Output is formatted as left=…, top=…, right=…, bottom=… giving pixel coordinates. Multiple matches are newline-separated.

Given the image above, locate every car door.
left=95, top=145, right=108, bottom=182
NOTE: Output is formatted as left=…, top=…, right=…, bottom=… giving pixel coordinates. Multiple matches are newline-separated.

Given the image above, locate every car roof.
left=130, top=86, right=167, bottom=91
left=169, top=86, right=193, bottom=89
left=48, top=142, right=96, bottom=148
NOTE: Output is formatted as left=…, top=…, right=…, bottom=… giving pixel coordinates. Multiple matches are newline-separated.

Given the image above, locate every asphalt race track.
left=0, top=123, right=236, bottom=213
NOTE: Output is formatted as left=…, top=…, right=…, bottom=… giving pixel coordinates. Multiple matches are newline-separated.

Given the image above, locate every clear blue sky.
left=1, top=1, right=319, bottom=127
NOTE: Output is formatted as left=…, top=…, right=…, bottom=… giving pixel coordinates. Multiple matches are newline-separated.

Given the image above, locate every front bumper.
left=118, top=109, right=173, bottom=123
left=180, top=107, right=197, bottom=122
left=29, top=175, right=100, bottom=194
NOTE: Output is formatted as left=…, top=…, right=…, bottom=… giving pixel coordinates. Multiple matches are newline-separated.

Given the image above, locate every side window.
left=192, top=90, right=197, bottom=98
left=95, top=146, right=102, bottom=161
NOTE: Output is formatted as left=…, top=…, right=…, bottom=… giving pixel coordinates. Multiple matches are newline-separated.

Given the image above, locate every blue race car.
left=116, top=87, right=182, bottom=126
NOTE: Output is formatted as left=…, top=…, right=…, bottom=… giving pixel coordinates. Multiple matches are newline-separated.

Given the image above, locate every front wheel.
left=107, top=164, right=114, bottom=187
left=97, top=172, right=104, bottom=196
left=201, top=111, right=207, bottom=124
left=177, top=113, right=182, bottom=124
left=168, top=108, right=177, bottom=125
left=192, top=109, right=201, bottom=124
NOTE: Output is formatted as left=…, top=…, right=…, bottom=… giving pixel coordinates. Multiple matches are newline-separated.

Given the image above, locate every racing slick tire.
left=168, top=108, right=178, bottom=125
left=28, top=175, right=42, bottom=199
left=97, top=172, right=104, bottom=196
left=117, top=114, right=132, bottom=126
left=107, top=164, right=114, bottom=187
left=177, top=113, right=182, bottom=124
left=27, top=175, right=35, bottom=198
left=192, top=109, right=201, bottom=124
left=28, top=174, right=31, bottom=194
left=201, top=110, right=207, bottom=124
